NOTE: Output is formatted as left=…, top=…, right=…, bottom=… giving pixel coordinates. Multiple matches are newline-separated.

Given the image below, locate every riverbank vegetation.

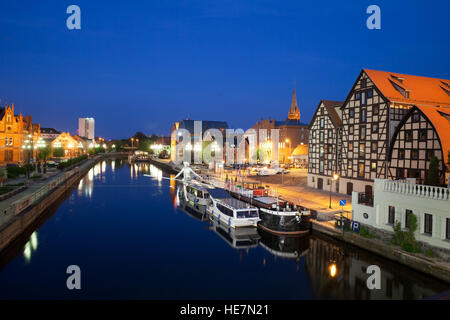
left=391, top=214, right=420, bottom=253
left=57, top=155, right=88, bottom=170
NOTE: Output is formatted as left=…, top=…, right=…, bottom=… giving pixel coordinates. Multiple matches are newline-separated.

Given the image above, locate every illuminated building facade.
left=0, top=103, right=40, bottom=165
left=308, top=69, right=450, bottom=195
left=51, top=132, right=85, bottom=158
left=252, top=86, right=309, bottom=164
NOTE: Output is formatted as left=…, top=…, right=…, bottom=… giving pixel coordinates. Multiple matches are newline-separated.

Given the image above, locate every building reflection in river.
left=23, top=232, right=38, bottom=263
left=304, top=236, right=443, bottom=300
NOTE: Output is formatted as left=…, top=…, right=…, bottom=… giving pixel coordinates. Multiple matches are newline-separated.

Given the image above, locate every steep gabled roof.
left=364, top=69, right=450, bottom=107
left=308, top=100, right=344, bottom=129
left=416, top=106, right=450, bottom=161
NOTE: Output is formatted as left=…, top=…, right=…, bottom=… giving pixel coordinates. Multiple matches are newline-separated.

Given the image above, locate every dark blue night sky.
left=1, top=1, right=449, bottom=139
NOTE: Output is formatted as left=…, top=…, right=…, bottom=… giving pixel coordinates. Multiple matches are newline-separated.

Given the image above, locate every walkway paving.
left=218, top=168, right=352, bottom=217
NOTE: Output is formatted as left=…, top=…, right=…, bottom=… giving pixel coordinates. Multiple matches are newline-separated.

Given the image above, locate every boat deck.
left=207, top=188, right=255, bottom=210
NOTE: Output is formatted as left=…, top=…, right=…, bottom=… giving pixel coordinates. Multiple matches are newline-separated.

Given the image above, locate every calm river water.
left=0, top=159, right=448, bottom=299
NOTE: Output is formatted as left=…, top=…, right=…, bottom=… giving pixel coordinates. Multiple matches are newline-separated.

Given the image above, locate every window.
left=217, top=204, right=234, bottom=217
left=319, top=160, right=324, bottom=173
left=372, top=123, right=378, bottom=133
left=367, top=89, right=373, bottom=98
left=355, top=92, right=361, bottom=100
left=361, top=79, right=367, bottom=88
left=4, top=137, right=7, bottom=146
left=411, top=150, right=419, bottom=160
left=320, top=118, right=325, bottom=128
left=9, top=138, right=13, bottom=146
left=361, top=91, right=367, bottom=105
left=399, top=149, right=405, bottom=160
left=360, top=109, right=367, bottom=123
left=319, top=131, right=324, bottom=143
left=396, top=168, right=404, bottom=179
left=359, top=143, right=365, bottom=158
left=405, top=130, right=413, bottom=142
left=349, top=142, right=353, bottom=151
left=327, top=161, right=332, bottom=170
left=446, top=218, right=450, bottom=240
left=373, top=104, right=379, bottom=115
left=388, top=206, right=395, bottom=224
left=328, top=129, right=333, bottom=138
left=348, top=160, right=353, bottom=170
left=419, top=129, right=427, bottom=142
left=360, top=127, right=366, bottom=140
left=424, top=213, right=432, bottom=235
left=405, top=210, right=413, bottom=229
left=319, top=146, right=324, bottom=158
left=349, top=125, right=354, bottom=135
left=358, top=163, right=365, bottom=178
left=371, top=141, right=377, bottom=153
left=328, top=144, right=333, bottom=154
left=349, top=108, right=355, bottom=118
left=426, top=150, right=434, bottom=161
left=371, top=161, right=377, bottom=172
left=412, top=113, right=420, bottom=122
left=312, top=131, right=316, bottom=139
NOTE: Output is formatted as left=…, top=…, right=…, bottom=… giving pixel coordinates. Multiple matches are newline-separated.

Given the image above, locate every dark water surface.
left=0, top=159, right=448, bottom=299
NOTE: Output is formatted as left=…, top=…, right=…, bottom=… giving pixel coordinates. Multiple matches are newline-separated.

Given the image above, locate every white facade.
left=78, top=118, right=95, bottom=140
left=353, top=179, right=450, bottom=250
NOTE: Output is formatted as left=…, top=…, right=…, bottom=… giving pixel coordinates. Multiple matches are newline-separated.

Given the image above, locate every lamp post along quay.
left=329, top=173, right=340, bottom=209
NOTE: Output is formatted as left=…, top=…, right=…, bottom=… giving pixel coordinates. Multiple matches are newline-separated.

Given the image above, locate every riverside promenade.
left=0, top=152, right=128, bottom=253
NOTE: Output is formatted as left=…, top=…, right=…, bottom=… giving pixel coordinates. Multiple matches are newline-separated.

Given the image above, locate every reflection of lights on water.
left=329, top=263, right=337, bottom=278
left=88, top=168, right=94, bottom=181
left=111, top=160, right=115, bottom=172
left=149, top=165, right=162, bottom=183
left=31, top=232, right=38, bottom=251
left=24, top=242, right=32, bottom=262
left=23, top=231, right=38, bottom=263
left=102, top=161, right=106, bottom=173
left=78, top=179, right=83, bottom=190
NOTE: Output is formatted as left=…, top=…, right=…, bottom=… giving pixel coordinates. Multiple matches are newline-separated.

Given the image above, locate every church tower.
left=287, top=84, right=300, bottom=122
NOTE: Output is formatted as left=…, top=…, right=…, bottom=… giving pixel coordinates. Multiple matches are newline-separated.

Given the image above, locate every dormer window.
left=389, top=79, right=410, bottom=99
left=391, top=74, right=405, bottom=84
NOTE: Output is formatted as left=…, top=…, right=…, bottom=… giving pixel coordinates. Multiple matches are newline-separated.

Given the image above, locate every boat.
left=226, top=183, right=311, bottom=235
left=207, top=188, right=260, bottom=228
left=182, top=180, right=213, bottom=206
left=209, top=219, right=260, bottom=249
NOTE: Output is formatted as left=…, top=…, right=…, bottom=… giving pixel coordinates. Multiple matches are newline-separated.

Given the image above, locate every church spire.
left=287, top=82, right=300, bottom=122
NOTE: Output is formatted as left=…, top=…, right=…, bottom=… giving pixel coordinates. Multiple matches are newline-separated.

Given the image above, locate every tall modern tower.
left=78, top=118, right=95, bottom=140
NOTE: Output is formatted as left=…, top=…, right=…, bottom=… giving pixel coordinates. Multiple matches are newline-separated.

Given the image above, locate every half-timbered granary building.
left=307, top=100, right=343, bottom=191
left=389, top=105, right=449, bottom=184
left=307, top=69, right=450, bottom=197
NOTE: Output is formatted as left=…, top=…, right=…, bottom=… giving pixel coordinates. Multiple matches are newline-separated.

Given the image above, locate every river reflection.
left=0, top=159, right=448, bottom=300
left=175, top=186, right=449, bottom=300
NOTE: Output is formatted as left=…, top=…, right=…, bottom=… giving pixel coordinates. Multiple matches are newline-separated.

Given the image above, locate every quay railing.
left=380, top=179, right=450, bottom=201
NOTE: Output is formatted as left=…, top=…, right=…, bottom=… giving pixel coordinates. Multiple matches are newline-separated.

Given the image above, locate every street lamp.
left=329, top=173, right=340, bottom=209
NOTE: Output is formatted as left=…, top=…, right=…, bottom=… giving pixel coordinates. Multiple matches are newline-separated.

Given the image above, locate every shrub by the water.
left=391, top=214, right=420, bottom=253
left=57, top=155, right=88, bottom=170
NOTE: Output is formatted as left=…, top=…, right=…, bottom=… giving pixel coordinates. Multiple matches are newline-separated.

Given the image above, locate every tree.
left=425, top=156, right=440, bottom=186
left=38, top=145, right=52, bottom=174
left=53, top=147, right=65, bottom=158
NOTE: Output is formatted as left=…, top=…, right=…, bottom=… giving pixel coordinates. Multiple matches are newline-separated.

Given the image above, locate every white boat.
left=207, top=188, right=260, bottom=228
left=182, top=180, right=213, bottom=206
